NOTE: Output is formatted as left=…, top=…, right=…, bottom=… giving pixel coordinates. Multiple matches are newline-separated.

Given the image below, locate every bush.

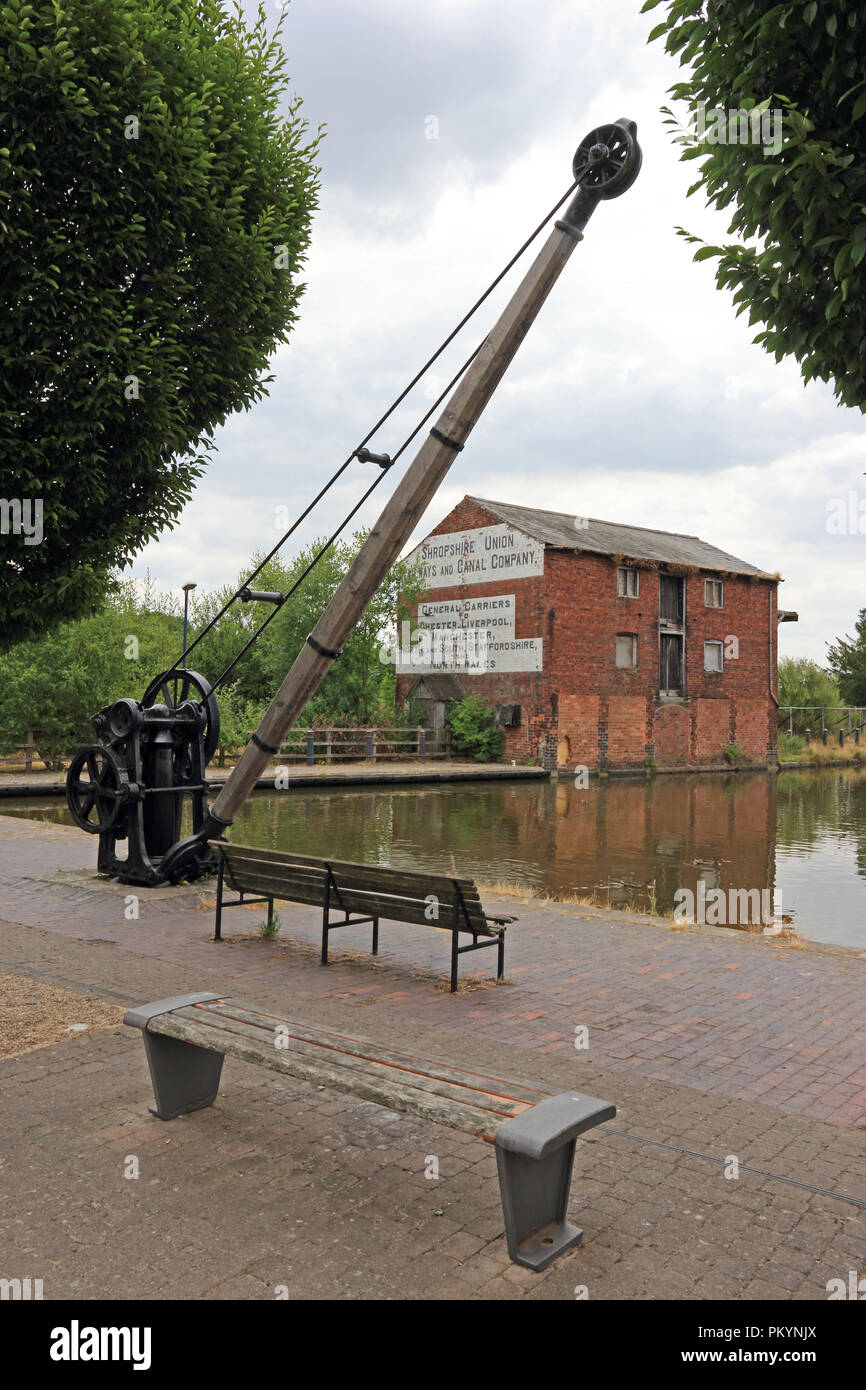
left=723, top=743, right=749, bottom=766
left=777, top=732, right=805, bottom=758
left=448, top=696, right=505, bottom=763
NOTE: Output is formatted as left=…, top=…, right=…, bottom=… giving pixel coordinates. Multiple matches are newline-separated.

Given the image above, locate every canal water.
left=5, top=766, right=865, bottom=949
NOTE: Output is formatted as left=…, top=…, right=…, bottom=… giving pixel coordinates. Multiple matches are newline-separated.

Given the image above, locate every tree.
left=0, top=533, right=424, bottom=763
left=777, top=656, right=840, bottom=732
left=826, top=610, right=866, bottom=706
left=0, top=579, right=183, bottom=765
left=0, top=0, right=321, bottom=646
left=645, top=1, right=866, bottom=409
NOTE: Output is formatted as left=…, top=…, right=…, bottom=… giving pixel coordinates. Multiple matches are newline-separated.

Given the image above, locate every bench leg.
left=497, top=932, right=505, bottom=980
left=495, top=1138, right=581, bottom=1271
left=124, top=994, right=225, bottom=1121
left=141, top=1030, right=224, bottom=1121
left=372, top=917, right=379, bottom=955
left=214, top=856, right=224, bottom=942
left=495, top=1092, right=615, bottom=1271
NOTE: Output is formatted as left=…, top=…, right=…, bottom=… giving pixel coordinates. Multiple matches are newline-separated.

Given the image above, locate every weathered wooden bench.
left=124, top=993, right=615, bottom=1270
left=213, top=842, right=515, bottom=992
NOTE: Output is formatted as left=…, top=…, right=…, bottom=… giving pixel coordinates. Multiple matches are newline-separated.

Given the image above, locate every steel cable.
left=162, top=177, right=579, bottom=693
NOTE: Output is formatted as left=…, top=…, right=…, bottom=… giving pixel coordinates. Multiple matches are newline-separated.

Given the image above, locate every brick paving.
left=1, top=813, right=865, bottom=1300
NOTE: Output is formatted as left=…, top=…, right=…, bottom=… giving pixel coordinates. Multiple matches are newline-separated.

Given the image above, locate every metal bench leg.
left=321, top=885, right=330, bottom=964
left=141, top=1030, right=224, bottom=1121
left=495, top=1092, right=616, bottom=1271
left=497, top=931, right=505, bottom=980
left=450, top=900, right=459, bottom=992
left=214, top=856, right=225, bottom=942
left=124, top=994, right=225, bottom=1122
left=372, top=917, right=379, bottom=955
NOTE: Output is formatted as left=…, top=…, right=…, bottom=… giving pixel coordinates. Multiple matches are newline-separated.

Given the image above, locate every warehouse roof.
left=467, top=497, right=777, bottom=579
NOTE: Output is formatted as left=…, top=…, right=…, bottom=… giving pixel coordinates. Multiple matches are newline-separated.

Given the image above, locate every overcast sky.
left=131, top=0, right=866, bottom=664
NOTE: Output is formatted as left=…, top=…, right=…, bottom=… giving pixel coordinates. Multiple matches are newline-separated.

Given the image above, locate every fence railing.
left=221, top=725, right=452, bottom=767
left=777, top=706, right=866, bottom=747
left=1, top=726, right=453, bottom=775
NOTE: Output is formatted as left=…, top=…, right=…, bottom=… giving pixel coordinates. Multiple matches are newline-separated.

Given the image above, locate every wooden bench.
left=124, top=992, right=615, bottom=1270
left=213, top=842, right=515, bottom=992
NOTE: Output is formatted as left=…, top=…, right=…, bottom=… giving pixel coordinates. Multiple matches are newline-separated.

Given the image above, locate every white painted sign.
left=484, top=637, right=543, bottom=672
left=417, top=595, right=516, bottom=632
left=407, top=523, right=545, bottom=589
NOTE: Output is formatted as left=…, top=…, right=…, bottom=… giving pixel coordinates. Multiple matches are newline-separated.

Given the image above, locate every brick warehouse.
left=396, top=496, right=788, bottom=771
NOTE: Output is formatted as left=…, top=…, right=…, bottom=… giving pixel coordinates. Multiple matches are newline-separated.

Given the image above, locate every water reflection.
left=5, top=766, right=866, bottom=948
left=229, top=767, right=866, bottom=948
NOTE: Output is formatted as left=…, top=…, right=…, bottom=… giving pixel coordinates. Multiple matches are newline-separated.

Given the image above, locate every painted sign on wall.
left=396, top=592, right=543, bottom=674
left=407, top=524, right=545, bottom=589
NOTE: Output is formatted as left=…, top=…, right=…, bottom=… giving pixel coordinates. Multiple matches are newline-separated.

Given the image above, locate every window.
left=705, top=579, right=724, bottom=608
left=616, top=634, right=638, bottom=668
left=617, top=566, right=639, bottom=598
left=704, top=640, right=723, bottom=673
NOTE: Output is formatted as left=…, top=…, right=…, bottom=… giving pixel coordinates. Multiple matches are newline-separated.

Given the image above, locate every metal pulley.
left=572, top=119, right=642, bottom=200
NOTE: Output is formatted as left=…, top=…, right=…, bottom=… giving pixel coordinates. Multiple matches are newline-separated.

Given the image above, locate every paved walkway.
left=1, top=814, right=864, bottom=1300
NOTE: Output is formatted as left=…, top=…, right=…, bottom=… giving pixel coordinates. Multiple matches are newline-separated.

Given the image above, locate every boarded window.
left=659, top=633, right=684, bottom=694
left=617, top=566, right=639, bottom=597
left=704, top=640, right=723, bottom=672
left=616, top=633, right=638, bottom=668
left=705, top=579, right=724, bottom=608
left=659, top=574, right=684, bottom=623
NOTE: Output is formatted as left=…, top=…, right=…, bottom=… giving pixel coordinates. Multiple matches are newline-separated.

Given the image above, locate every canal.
left=5, top=765, right=865, bottom=949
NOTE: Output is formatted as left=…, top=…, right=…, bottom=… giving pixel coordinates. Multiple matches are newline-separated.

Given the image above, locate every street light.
left=181, top=582, right=197, bottom=669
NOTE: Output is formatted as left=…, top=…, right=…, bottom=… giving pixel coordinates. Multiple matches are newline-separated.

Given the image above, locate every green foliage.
left=0, top=533, right=423, bottom=762
left=645, top=0, right=866, bottom=409
left=0, top=577, right=182, bottom=764
left=777, top=731, right=805, bottom=757
left=258, top=910, right=281, bottom=940
left=723, top=743, right=748, bottom=766
left=189, top=530, right=425, bottom=725
left=826, top=608, right=866, bottom=705
left=448, top=695, right=505, bottom=763
left=778, top=656, right=841, bottom=731
left=0, top=0, right=321, bottom=645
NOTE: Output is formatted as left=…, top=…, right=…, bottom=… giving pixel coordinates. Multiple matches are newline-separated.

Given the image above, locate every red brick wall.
left=694, top=698, right=734, bottom=763
left=396, top=497, right=779, bottom=769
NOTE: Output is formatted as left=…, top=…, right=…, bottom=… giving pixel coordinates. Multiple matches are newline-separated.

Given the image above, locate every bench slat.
left=180, top=999, right=551, bottom=1109
left=147, top=1011, right=513, bottom=1141
left=221, top=870, right=501, bottom=935
left=219, top=843, right=477, bottom=898
left=168, top=1006, right=531, bottom=1121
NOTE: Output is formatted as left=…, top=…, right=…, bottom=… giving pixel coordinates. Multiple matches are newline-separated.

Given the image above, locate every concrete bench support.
left=495, top=1092, right=616, bottom=1270
left=125, top=993, right=224, bottom=1121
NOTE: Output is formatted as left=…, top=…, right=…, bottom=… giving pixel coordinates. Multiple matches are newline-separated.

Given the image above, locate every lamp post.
left=181, top=582, right=197, bottom=669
